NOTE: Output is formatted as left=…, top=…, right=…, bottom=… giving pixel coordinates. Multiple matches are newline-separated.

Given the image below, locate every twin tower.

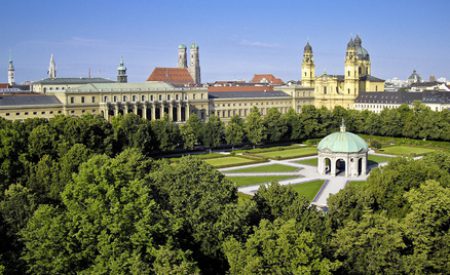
left=177, top=43, right=201, bottom=85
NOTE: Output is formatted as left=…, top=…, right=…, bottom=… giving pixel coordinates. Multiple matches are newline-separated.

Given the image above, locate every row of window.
left=69, top=93, right=205, bottom=105
left=213, top=107, right=289, bottom=118
left=4, top=110, right=62, bottom=116
left=218, top=101, right=289, bottom=108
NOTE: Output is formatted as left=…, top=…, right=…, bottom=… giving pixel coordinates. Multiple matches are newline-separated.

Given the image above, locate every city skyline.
left=1, top=0, right=449, bottom=83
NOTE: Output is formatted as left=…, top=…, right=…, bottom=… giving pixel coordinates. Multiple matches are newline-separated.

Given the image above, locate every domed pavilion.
left=317, top=120, right=368, bottom=177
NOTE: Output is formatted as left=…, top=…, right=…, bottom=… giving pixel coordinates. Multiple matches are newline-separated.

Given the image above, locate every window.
left=193, top=94, right=196, bottom=100
left=167, top=95, right=170, bottom=101
left=348, top=70, right=350, bottom=77
left=41, top=111, right=45, bottom=114
left=82, top=110, right=85, bottom=113
left=201, top=94, right=203, bottom=99
left=81, top=97, right=85, bottom=103
left=176, top=94, right=179, bottom=100
left=92, top=96, right=95, bottom=103
left=71, top=110, right=75, bottom=114
left=70, top=97, right=74, bottom=104
left=58, top=111, right=62, bottom=114
left=104, top=96, right=108, bottom=102
left=16, top=113, right=20, bottom=115
left=132, top=95, right=136, bottom=102
left=150, top=95, right=154, bottom=101
left=113, top=96, right=117, bottom=102
left=158, top=95, right=162, bottom=101
left=33, top=112, right=37, bottom=115
left=123, top=96, right=127, bottom=101
left=5, top=113, right=10, bottom=116
left=358, top=67, right=361, bottom=75
left=24, top=112, right=29, bottom=115
left=141, top=95, right=145, bottom=101
left=304, top=72, right=307, bottom=76
left=348, top=88, right=350, bottom=94
left=323, top=87, right=327, bottom=94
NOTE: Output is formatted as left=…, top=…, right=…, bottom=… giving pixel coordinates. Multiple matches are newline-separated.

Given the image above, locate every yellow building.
left=302, top=35, right=385, bottom=109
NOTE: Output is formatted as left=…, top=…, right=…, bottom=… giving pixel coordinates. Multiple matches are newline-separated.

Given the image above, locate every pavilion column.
left=362, top=156, right=367, bottom=175
left=344, top=158, right=349, bottom=177
left=151, top=103, right=156, bottom=120
left=142, top=104, right=147, bottom=120
left=177, top=103, right=182, bottom=122
left=169, top=102, right=173, bottom=121
left=331, top=158, right=336, bottom=177
left=133, top=104, right=138, bottom=115
left=317, top=156, right=323, bottom=175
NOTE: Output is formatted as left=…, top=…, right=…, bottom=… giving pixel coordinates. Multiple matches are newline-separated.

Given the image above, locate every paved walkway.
left=228, top=153, right=395, bottom=207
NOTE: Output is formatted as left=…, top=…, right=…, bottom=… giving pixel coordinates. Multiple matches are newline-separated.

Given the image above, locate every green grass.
left=192, top=153, right=227, bottom=160
left=204, top=156, right=258, bottom=167
left=289, top=180, right=325, bottom=201
left=237, top=192, right=252, bottom=204
left=378, top=146, right=436, bottom=156
left=228, top=164, right=300, bottom=173
left=227, top=176, right=297, bottom=187
left=295, top=158, right=318, bottom=166
left=367, top=155, right=395, bottom=165
left=255, top=147, right=317, bottom=159
left=234, top=144, right=302, bottom=154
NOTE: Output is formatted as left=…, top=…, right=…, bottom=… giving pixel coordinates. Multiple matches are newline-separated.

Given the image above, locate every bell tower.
left=301, top=42, right=315, bottom=87
left=7, top=55, right=15, bottom=86
left=344, top=39, right=358, bottom=95
left=178, top=44, right=187, bottom=68
left=117, top=57, right=128, bottom=83
left=189, top=43, right=201, bottom=85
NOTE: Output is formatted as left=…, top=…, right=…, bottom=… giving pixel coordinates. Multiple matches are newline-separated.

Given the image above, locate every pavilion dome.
left=318, top=123, right=368, bottom=153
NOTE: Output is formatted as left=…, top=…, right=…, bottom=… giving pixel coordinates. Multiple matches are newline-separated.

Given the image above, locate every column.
left=186, top=102, right=190, bottom=120
left=177, top=103, right=182, bottom=122
left=133, top=104, right=138, bottom=115
left=168, top=103, right=173, bottom=121
left=142, top=103, right=147, bottom=120
left=362, top=156, right=367, bottom=175
left=317, top=156, right=323, bottom=175
left=151, top=103, right=156, bottom=120
left=331, top=158, right=336, bottom=177
left=344, top=159, right=349, bottom=177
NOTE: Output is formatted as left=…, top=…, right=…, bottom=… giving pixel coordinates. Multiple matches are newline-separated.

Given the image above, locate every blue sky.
left=1, top=0, right=449, bottom=83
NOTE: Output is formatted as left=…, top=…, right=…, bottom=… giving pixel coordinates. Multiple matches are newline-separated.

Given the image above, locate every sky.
left=1, top=0, right=449, bottom=83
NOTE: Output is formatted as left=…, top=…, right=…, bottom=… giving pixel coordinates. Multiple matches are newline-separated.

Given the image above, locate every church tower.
left=344, top=39, right=358, bottom=95
left=117, top=57, right=128, bottom=83
left=178, top=44, right=187, bottom=68
left=301, top=42, right=315, bottom=87
left=48, top=54, right=56, bottom=79
left=7, top=56, right=15, bottom=86
left=189, top=43, right=201, bottom=85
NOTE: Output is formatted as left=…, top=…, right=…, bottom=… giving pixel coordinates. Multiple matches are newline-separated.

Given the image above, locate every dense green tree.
left=225, top=115, right=245, bottom=150
left=263, top=108, right=288, bottom=143
left=245, top=107, right=266, bottom=147
left=402, top=181, right=450, bottom=273
left=153, top=244, right=200, bottom=275
left=0, top=128, right=23, bottom=190
left=331, top=211, right=406, bottom=274
left=202, top=115, right=224, bottom=149
left=27, top=124, right=58, bottom=162
left=152, top=117, right=180, bottom=152
left=224, top=219, right=339, bottom=274
left=0, top=184, right=37, bottom=233
left=282, top=108, right=304, bottom=141
left=300, top=105, right=325, bottom=138
left=180, top=114, right=203, bottom=150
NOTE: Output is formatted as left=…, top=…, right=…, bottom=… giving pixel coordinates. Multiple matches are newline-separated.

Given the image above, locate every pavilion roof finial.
left=340, top=118, right=346, bottom=132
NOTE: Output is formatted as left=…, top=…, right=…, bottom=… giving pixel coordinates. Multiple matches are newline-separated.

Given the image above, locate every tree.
left=202, top=115, right=224, bottom=150
left=282, top=108, right=304, bottom=141
left=153, top=244, right=200, bottom=275
left=27, top=124, right=58, bottom=162
left=331, top=211, right=406, bottom=274
left=263, top=108, right=288, bottom=143
left=225, top=115, right=245, bottom=150
left=245, top=107, right=266, bottom=147
left=223, top=219, right=339, bottom=274
left=0, top=184, right=37, bottom=233
left=180, top=114, right=203, bottom=150
left=402, top=181, right=450, bottom=273
left=152, top=117, right=180, bottom=152
left=0, top=128, right=23, bottom=190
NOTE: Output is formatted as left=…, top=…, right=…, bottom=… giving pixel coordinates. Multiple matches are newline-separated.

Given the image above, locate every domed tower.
left=7, top=56, right=15, bottom=86
left=178, top=44, right=187, bottom=68
left=301, top=42, right=315, bottom=87
left=117, top=57, right=128, bottom=83
left=48, top=54, right=56, bottom=79
left=353, top=35, right=371, bottom=76
left=189, top=43, right=201, bottom=85
left=344, top=38, right=358, bottom=95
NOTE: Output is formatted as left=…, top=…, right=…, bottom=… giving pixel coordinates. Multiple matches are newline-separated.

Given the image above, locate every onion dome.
left=304, top=42, right=312, bottom=52
left=347, top=38, right=354, bottom=48
left=190, top=43, right=199, bottom=49
left=178, top=44, right=187, bottom=49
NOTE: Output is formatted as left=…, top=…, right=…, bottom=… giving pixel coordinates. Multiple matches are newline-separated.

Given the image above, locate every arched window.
left=348, top=70, right=350, bottom=77
left=358, top=67, right=362, bottom=75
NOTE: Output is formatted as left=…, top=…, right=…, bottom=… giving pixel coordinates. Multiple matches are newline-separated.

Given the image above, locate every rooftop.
left=33, top=77, right=115, bottom=85
left=67, top=81, right=206, bottom=93
left=146, top=67, right=194, bottom=86
left=0, top=94, right=62, bottom=108
left=318, top=124, right=368, bottom=153
left=209, top=91, right=289, bottom=99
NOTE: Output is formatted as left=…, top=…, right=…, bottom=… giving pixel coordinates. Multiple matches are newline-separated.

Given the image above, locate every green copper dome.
left=318, top=124, right=368, bottom=153
left=178, top=44, right=187, bottom=49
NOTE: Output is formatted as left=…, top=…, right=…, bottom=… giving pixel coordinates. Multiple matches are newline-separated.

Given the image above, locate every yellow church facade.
left=301, top=35, right=385, bottom=109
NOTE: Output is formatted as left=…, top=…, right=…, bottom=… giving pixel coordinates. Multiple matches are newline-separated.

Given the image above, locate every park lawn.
left=378, top=146, right=436, bottom=156
left=255, top=147, right=317, bottom=159
left=228, top=164, right=300, bottom=173
left=295, top=158, right=318, bottom=166
left=289, top=180, right=325, bottom=201
left=237, top=192, right=252, bottom=204
left=227, top=176, right=297, bottom=187
left=368, top=154, right=395, bottom=165
left=193, top=153, right=227, bottom=160
left=204, top=156, right=258, bottom=167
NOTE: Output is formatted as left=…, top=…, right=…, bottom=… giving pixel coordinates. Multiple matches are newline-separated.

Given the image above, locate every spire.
left=304, top=42, right=312, bottom=52
left=48, top=54, right=56, bottom=79
left=340, top=118, right=346, bottom=132
left=7, top=53, right=15, bottom=86
left=117, top=56, right=127, bottom=83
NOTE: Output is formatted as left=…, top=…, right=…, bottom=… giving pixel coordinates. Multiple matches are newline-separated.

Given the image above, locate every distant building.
left=251, top=74, right=284, bottom=85
left=117, top=57, right=128, bottom=83
left=354, top=91, right=450, bottom=112
left=410, top=81, right=449, bottom=92
left=32, top=77, right=115, bottom=93
left=407, top=69, right=422, bottom=85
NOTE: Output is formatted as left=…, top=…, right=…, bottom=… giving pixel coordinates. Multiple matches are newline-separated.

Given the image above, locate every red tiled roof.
left=251, top=74, right=284, bottom=85
left=0, top=83, right=9, bottom=89
left=208, top=85, right=274, bottom=92
left=146, top=67, right=194, bottom=85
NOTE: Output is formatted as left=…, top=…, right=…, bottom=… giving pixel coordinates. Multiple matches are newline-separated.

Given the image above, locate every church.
left=301, top=35, right=385, bottom=109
